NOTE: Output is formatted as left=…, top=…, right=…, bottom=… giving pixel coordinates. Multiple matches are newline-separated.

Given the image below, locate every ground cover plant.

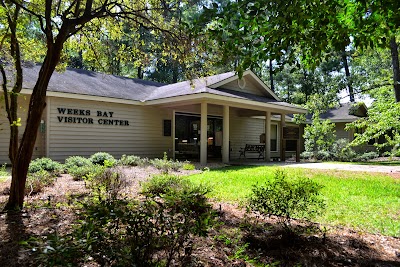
left=189, top=166, right=400, bottom=237
left=0, top=162, right=399, bottom=266
left=0, top=164, right=9, bottom=178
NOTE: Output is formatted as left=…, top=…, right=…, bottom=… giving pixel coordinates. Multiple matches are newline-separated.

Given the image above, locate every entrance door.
left=175, top=113, right=222, bottom=160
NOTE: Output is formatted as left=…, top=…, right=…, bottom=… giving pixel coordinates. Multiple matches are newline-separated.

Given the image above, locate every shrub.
left=182, top=162, right=195, bottom=170
left=67, top=164, right=95, bottom=181
left=355, top=151, right=379, bottom=162
left=86, top=167, right=127, bottom=199
left=331, top=139, right=357, bottom=162
left=141, top=174, right=190, bottom=197
left=89, top=152, right=116, bottom=166
left=150, top=152, right=183, bottom=173
left=25, top=169, right=56, bottom=195
left=31, top=175, right=214, bottom=266
left=315, top=150, right=332, bottom=161
left=248, top=170, right=325, bottom=232
left=0, top=164, right=8, bottom=177
left=303, top=112, right=336, bottom=158
left=300, top=151, right=314, bottom=160
left=64, top=156, right=92, bottom=169
left=118, top=154, right=147, bottom=166
left=28, top=158, right=63, bottom=175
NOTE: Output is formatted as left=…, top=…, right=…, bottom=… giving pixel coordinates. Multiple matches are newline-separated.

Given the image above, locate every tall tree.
left=0, top=0, right=188, bottom=210
left=198, top=0, right=400, bottom=101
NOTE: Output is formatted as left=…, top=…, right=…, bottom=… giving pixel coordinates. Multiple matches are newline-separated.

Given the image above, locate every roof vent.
left=237, top=77, right=246, bottom=89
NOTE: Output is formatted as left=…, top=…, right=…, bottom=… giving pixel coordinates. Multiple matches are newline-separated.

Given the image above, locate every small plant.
left=28, top=158, right=63, bottom=175
left=331, top=139, right=357, bottom=162
left=248, top=170, right=325, bottom=233
left=182, top=162, right=195, bottom=170
left=67, top=164, right=95, bottom=181
left=89, top=152, right=116, bottom=166
left=31, top=175, right=214, bottom=266
left=355, top=151, right=379, bottom=162
left=141, top=174, right=189, bottom=197
left=64, top=156, right=92, bottom=169
left=0, top=164, right=8, bottom=177
left=87, top=167, right=127, bottom=199
left=25, top=169, right=56, bottom=196
left=150, top=152, right=182, bottom=173
left=118, top=154, right=147, bottom=166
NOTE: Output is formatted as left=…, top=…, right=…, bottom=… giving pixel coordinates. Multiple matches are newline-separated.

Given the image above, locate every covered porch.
left=152, top=98, right=305, bottom=165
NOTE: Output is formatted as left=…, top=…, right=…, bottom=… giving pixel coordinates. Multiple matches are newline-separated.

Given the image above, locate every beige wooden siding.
left=221, top=77, right=266, bottom=96
left=48, top=97, right=172, bottom=162
left=229, top=113, right=264, bottom=159
left=0, top=93, right=45, bottom=164
left=335, top=122, right=350, bottom=140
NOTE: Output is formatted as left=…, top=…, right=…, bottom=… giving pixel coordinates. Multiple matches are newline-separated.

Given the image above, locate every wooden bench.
left=239, top=144, right=265, bottom=160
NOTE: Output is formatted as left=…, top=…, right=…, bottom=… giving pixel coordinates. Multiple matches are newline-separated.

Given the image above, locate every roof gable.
left=207, top=70, right=280, bottom=101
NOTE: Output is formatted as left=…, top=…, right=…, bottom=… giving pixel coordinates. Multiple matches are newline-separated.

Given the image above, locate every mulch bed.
left=0, top=167, right=399, bottom=266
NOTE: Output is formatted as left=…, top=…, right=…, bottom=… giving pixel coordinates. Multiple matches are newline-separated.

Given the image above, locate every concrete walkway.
left=231, top=161, right=400, bottom=174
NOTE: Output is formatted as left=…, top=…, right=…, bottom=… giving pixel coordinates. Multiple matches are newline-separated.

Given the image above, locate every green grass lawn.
left=188, top=166, right=400, bottom=237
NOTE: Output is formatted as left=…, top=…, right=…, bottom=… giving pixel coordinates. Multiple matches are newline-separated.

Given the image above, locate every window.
left=163, top=120, right=171, bottom=136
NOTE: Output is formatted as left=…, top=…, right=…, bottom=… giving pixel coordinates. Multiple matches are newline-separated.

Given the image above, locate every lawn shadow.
left=213, top=205, right=400, bottom=266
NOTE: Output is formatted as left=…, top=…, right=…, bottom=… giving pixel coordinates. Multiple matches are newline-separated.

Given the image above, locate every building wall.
left=0, top=93, right=45, bottom=164
left=335, top=122, right=351, bottom=140
left=47, top=96, right=172, bottom=162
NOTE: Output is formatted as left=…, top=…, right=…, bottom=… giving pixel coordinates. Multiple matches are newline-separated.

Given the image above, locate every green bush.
left=64, top=156, right=92, bottom=169
left=355, top=151, right=379, bottom=162
left=182, top=162, right=195, bottom=170
left=150, top=152, right=183, bottom=173
left=31, top=175, right=214, bottom=266
left=141, top=174, right=189, bottom=197
left=300, top=151, right=314, bottom=160
left=315, top=150, right=332, bottom=161
left=28, top=158, right=63, bottom=175
left=0, top=164, right=8, bottom=177
left=25, top=169, right=56, bottom=195
left=89, top=152, right=116, bottom=166
left=331, top=138, right=357, bottom=162
left=248, top=170, right=325, bottom=232
left=118, top=154, right=148, bottom=166
left=67, top=164, right=95, bottom=181
left=86, top=167, right=126, bottom=199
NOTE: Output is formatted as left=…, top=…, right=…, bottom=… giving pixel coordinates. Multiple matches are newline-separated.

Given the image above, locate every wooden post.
left=265, top=111, right=271, bottom=162
left=280, top=114, right=286, bottom=162
left=200, top=102, right=207, bottom=165
left=222, top=105, right=230, bottom=164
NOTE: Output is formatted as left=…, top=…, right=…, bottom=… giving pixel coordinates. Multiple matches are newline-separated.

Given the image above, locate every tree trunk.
left=390, top=37, right=400, bottom=102
left=342, top=50, right=354, bottom=102
left=5, top=53, right=62, bottom=210
left=269, top=60, right=275, bottom=92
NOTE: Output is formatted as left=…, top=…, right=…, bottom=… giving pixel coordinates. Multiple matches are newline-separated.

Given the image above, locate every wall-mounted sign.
left=56, top=107, right=129, bottom=126
left=283, top=126, right=300, bottom=140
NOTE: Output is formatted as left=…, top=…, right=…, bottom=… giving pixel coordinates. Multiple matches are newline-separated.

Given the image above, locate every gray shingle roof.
left=18, top=64, right=165, bottom=101
left=318, top=103, right=367, bottom=122
left=1, top=64, right=304, bottom=112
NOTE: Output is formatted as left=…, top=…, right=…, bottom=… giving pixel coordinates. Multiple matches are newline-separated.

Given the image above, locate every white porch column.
left=265, top=111, right=271, bottom=162
left=280, top=114, right=286, bottom=161
left=200, top=102, right=208, bottom=165
left=222, top=105, right=230, bottom=164
left=172, top=109, right=176, bottom=160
